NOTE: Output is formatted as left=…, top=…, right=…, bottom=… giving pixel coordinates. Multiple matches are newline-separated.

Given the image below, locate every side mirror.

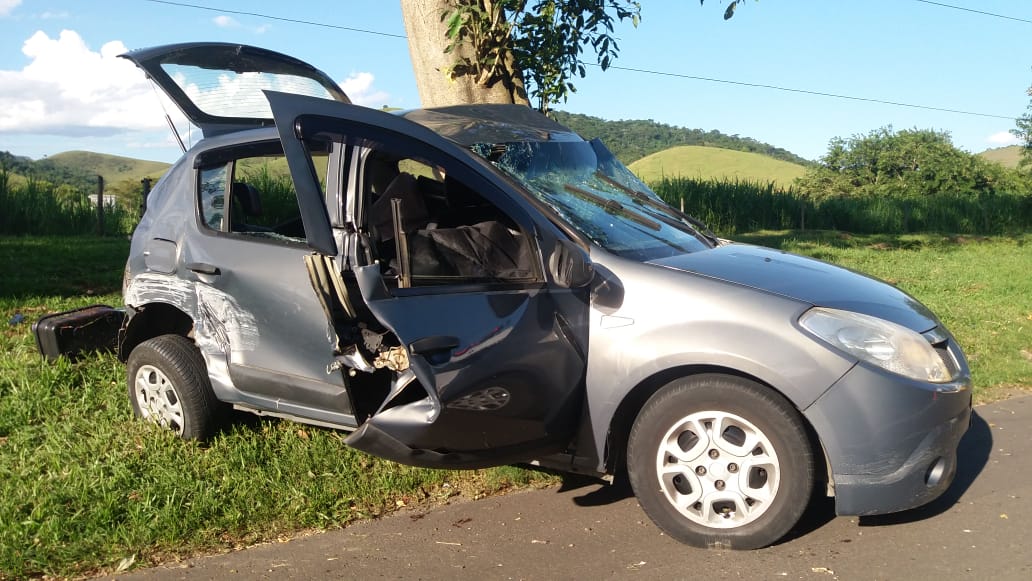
left=548, top=239, right=594, bottom=288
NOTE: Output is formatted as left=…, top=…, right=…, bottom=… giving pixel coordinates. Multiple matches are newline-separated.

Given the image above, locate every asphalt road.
left=109, top=394, right=1032, bottom=580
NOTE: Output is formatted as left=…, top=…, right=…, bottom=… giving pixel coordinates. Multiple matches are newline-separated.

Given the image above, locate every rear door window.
left=195, top=144, right=328, bottom=245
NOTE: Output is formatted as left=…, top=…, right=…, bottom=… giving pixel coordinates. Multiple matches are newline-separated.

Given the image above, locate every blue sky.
left=0, top=0, right=1029, bottom=163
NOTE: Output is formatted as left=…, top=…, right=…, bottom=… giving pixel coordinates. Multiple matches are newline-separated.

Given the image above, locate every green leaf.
left=445, top=11, right=463, bottom=39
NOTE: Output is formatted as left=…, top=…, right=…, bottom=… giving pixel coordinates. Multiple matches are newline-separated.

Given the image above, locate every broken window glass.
left=471, top=140, right=711, bottom=261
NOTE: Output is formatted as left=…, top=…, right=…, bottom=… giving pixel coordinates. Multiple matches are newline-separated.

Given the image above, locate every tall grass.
left=0, top=166, right=138, bottom=236
left=237, top=164, right=303, bottom=227
left=652, top=176, right=1032, bottom=236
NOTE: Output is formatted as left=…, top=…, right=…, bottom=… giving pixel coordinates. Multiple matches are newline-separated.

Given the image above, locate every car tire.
left=127, top=334, right=223, bottom=440
left=626, top=374, right=814, bottom=549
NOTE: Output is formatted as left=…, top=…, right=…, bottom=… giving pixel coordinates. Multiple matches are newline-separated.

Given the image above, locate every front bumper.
left=804, top=359, right=972, bottom=516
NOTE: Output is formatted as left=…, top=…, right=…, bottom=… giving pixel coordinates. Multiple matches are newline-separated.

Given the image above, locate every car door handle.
left=186, top=262, right=221, bottom=276
left=409, top=335, right=459, bottom=355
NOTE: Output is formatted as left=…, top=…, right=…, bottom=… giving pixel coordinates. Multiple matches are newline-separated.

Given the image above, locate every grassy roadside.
left=1, top=232, right=1030, bottom=578
left=0, top=236, right=558, bottom=579
left=736, top=230, right=1032, bottom=391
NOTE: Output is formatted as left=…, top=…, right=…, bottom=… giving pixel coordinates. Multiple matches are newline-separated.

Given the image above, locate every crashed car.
left=37, top=43, right=972, bottom=549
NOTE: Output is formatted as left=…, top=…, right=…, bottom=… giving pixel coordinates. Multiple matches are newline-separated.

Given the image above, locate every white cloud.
left=340, top=72, right=391, bottom=108
left=213, top=15, right=239, bottom=28
left=0, top=30, right=178, bottom=136
left=986, top=131, right=1020, bottom=146
left=40, top=10, right=69, bottom=19
left=0, top=0, right=21, bottom=17
left=0, top=31, right=393, bottom=141
left=213, top=14, right=269, bottom=34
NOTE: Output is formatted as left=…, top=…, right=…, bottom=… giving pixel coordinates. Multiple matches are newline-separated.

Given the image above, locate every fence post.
left=140, top=177, right=152, bottom=215
left=96, top=175, right=105, bottom=236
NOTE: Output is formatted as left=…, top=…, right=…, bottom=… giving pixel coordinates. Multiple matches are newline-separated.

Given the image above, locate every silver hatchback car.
left=50, top=43, right=973, bottom=549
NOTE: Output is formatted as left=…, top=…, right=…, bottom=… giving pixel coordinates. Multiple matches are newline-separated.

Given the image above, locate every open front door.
left=269, top=91, right=591, bottom=468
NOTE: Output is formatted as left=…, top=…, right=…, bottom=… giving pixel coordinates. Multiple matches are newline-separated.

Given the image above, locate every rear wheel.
left=626, top=374, right=814, bottom=549
left=127, top=334, right=223, bottom=440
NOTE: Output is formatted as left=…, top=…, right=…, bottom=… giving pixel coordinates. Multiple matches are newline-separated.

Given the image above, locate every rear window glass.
left=162, top=64, right=337, bottom=120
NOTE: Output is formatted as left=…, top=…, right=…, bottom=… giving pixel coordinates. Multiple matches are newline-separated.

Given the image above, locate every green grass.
left=979, top=145, right=1024, bottom=169
left=651, top=176, right=1032, bottom=236
left=1, top=233, right=1029, bottom=578
left=0, top=236, right=557, bottom=579
left=736, top=231, right=1032, bottom=391
left=629, top=145, right=807, bottom=188
left=0, top=169, right=140, bottom=237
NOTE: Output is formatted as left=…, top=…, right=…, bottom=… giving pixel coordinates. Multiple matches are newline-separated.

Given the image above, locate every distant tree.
left=401, top=1, right=752, bottom=111
left=796, top=126, right=1030, bottom=200
left=552, top=110, right=810, bottom=165
left=0, top=150, right=95, bottom=192
left=1013, top=84, right=1032, bottom=170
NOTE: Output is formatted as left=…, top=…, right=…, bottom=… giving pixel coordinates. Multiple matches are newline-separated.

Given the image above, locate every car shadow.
left=208, top=408, right=277, bottom=440
left=569, top=470, right=633, bottom=507
left=559, top=410, right=992, bottom=538
left=565, top=465, right=839, bottom=541
left=859, top=409, right=992, bottom=527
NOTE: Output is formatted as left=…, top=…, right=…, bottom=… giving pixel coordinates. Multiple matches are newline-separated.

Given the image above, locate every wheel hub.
left=134, top=364, right=185, bottom=436
left=655, top=411, right=780, bottom=529
left=707, top=461, right=728, bottom=479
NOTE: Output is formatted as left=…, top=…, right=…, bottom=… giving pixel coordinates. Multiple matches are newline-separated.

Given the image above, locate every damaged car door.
left=119, top=43, right=358, bottom=426
left=183, top=140, right=358, bottom=425
left=269, top=92, right=592, bottom=468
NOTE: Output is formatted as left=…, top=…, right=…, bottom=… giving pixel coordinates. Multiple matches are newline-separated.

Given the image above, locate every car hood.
left=649, top=244, right=940, bottom=332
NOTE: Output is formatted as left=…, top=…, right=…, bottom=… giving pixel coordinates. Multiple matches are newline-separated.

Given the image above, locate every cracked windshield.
left=473, top=139, right=711, bottom=261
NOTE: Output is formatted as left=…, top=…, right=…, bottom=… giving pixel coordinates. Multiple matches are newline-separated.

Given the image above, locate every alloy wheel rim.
left=134, top=364, right=185, bottom=436
left=654, top=410, right=780, bottom=529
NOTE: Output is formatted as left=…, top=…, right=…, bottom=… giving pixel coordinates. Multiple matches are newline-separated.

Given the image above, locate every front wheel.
left=626, top=374, right=814, bottom=549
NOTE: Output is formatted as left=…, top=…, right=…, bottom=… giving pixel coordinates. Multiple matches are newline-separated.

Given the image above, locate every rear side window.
left=199, top=165, right=228, bottom=230
left=195, top=146, right=328, bottom=245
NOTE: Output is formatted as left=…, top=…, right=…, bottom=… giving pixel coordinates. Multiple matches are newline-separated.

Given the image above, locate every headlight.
left=799, top=307, right=953, bottom=383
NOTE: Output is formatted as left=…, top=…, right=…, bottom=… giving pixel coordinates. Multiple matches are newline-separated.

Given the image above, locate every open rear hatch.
left=119, top=42, right=351, bottom=138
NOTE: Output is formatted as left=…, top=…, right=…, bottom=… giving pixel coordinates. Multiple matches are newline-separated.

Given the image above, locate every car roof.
left=399, top=105, right=582, bottom=146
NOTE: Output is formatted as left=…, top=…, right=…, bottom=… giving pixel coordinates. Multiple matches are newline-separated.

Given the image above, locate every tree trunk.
left=401, top=0, right=529, bottom=108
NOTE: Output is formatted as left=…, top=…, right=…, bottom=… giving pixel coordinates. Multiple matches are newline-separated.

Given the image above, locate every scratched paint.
left=195, top=285, right=260, bottom=355
left=125, top=273, right=260, bottom=358
left=124, top=273, right=195, bottom=309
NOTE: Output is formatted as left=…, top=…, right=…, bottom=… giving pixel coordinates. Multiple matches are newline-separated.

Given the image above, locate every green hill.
left=46, top=151, right=169, bottom=185
left=629, top=145, right=807, bottom=187
left=552, top=110, right=811, bottom=166
left=1, top=150, right=169, bottom=192
left=979, top=145, right=1024, bottom=169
